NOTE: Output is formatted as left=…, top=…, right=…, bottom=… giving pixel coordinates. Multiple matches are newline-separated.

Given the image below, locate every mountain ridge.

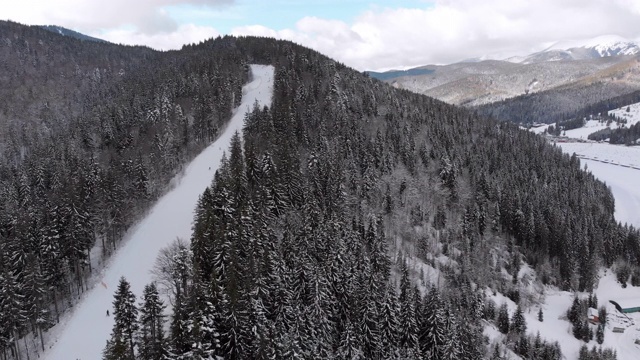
left=38, top=24, right=107, bottom=43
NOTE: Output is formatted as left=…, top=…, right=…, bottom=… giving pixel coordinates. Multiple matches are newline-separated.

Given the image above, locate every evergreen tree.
left=337, top=321, right=362, bottom=360
left=104, top=277, right=139, bottom=360
left=497, top=303, right=510, bottom=334
left=538, top=307, right=544, bottom=322
left=137, top=283, right=167, bottom=360
left=418, top=287, right=447, bottom=358
left=596, top=323, right=605, bottom=345
left=568, top=296, right=581, bottom=324
left=511, top=305, right=527, bottom=335
left=516, top=334, right=530, bottom=358
left=378, top=283, right=400, bottom=358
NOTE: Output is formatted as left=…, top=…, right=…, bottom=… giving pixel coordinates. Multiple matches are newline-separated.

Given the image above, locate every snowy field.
left=557, top=142, right=640, bottom=168
left=487, top=270, right=640, bottom=360
left=610, top=101, right=640, bottom=128
left=557, top=142, right=640, bottom=228
left=42, top=65, right=274, bottom=360
left=531, top=101, right=640, bottom=139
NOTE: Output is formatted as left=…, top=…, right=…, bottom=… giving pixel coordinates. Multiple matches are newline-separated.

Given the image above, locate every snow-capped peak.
left=547, top=35, right=639, bottom=57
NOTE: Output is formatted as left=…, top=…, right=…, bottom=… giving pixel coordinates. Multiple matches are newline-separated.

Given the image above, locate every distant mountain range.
left=39, top=25, right=107, bottom=43
left=369, top=35, right=640, bottom=115
left=507, top=35, right=640, bottom=64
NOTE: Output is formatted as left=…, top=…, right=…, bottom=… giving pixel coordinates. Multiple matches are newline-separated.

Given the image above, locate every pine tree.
left=104, top=277, right=138, bottom=360
left=398, top=263, right=419, bottom=351
left=596, top=323, right=605, bottom=344
left=515, top=335, right=530, bottom=358
left=0, top=264, right=27, bottom=360
left=491, top=343, right=502, bottom=360
left=568, top=296, right=580, bottom=324
left=538, top=307, right=544, bottom=322
left=418, top=287, right=447, bottom=358
left=337, top=321, right=363, bottom=360
left=497, top=303, right=510, bottom=334
left=137, top=283, right=167, bottom=360
left=378, top=283, right=399, bottom=358
left=511, top=305, right=526, bottom=335
left=169, top=295, right=191, bottom=356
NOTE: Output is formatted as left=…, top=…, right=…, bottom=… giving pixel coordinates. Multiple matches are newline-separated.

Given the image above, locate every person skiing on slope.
left=106, top=309, right=109, bottom=316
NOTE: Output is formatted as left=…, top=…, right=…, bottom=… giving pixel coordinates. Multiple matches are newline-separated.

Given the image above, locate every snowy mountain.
left=43, top=64, right=274, bottom=360
left=3, top=20, right=639, bottom=360
left=518, top=35, right=640, bottom=64
left=372, top=35, right=640, bottom=113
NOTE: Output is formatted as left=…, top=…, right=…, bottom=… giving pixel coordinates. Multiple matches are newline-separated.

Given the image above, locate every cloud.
left=3, top=0, right=640, bottom=69
left=232, top=0, right=640, bottom=71
left=98, top=23, right=221, bottom=50
left=1, top=0, right=232, bottom=35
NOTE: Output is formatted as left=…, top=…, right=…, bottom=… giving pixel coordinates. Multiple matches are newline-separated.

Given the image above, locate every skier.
left=106, top=309, right=109, bottom=316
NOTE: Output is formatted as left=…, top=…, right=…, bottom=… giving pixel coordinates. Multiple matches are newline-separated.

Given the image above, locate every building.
left=609, top=299, right=640, bottom=314
left=588, top=308, right=599, bottom=324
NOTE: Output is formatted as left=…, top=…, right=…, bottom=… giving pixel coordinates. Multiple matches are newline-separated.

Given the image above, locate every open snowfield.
left=610, top=101, right=640, bottom=127
left=42, top=65, right=274, bottom=360
left=557, top=142, right=640, bottom=227
left=487, top=270, right=640, bottom=360
left=557, top=142, right=640, bottom=168
left=594, top=270, right=640, bottom=360
left=531, top=101, right=640, bottom=139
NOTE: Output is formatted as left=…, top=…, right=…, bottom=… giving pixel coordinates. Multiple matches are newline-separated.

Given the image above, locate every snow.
left=533, top=101, right=640, bottom=140
left=555, top=142, right=640, bottom=227
left=487, top=271, right=640, bottom=360
left=530, top=123, right=552, bottom=134
left=562, top=120, right=613, bottom=139
left=593, top=270, right=640, bottom=360
left=42, top=64, right=274, bottom=360
left=547, top=35, right=637, bottom=54
left=516, top=130, right=640, bottom=358
left=491, top=127, right=640, bottom=358
left=610, top=101, right=640, bottom=127
left=560, top=102, right=640, bottom=140
left=558, top=141, right=640, bottom=168
left=486, top=287, right=583, bottom=358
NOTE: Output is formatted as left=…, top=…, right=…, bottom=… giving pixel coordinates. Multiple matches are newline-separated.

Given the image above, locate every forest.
left=476, top=81, right=639, bottom=125
left=0, top=21, right=636, bottom=359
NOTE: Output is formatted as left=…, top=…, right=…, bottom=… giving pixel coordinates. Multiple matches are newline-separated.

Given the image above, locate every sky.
left=2, top=0, right=640, bottom=71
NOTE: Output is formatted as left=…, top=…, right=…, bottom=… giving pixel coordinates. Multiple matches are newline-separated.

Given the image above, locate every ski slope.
left=43, top=64, right=274, bottom=360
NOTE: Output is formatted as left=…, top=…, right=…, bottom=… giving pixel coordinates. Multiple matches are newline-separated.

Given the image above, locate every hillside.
left=39, top=25, right=107, bottom=43
left=1, top=21, right=639, bottom=360
left=386, top=56, right=634, bottom=106
left=44, top=64, right=274, bottom=360
left=371, top=38, right=640, bottom=126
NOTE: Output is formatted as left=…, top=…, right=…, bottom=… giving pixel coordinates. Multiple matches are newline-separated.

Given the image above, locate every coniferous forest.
left=0, top=21, right=637, bottom=359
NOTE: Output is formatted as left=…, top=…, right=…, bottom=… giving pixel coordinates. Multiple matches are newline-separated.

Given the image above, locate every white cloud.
left=1, top=0, right=231, bottom=34
left=2, top=0, right=640, bottom=69
left=232, top=0, right=640, bottom=71
left=97, top=23, right=220, bottom=50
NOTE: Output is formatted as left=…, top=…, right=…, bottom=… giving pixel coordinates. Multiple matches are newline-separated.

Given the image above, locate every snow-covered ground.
left=594, top=270, right=640, bottom=360
left=42, top=65, right=274, bottom=360
left=487, top=269, right=640, bottom=360
left=610, top=101, right=640, bottom=128
left=532, top=101, right=640, bottom=139
left=510, top=123, right=640, bottom=359
left=557, top=142, right=640, bottom=227
left=557, top=142, right=640, bottom=168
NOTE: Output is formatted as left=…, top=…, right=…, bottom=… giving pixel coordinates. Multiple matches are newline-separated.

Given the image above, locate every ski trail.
left=43, top=64, right=274, bottom=360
